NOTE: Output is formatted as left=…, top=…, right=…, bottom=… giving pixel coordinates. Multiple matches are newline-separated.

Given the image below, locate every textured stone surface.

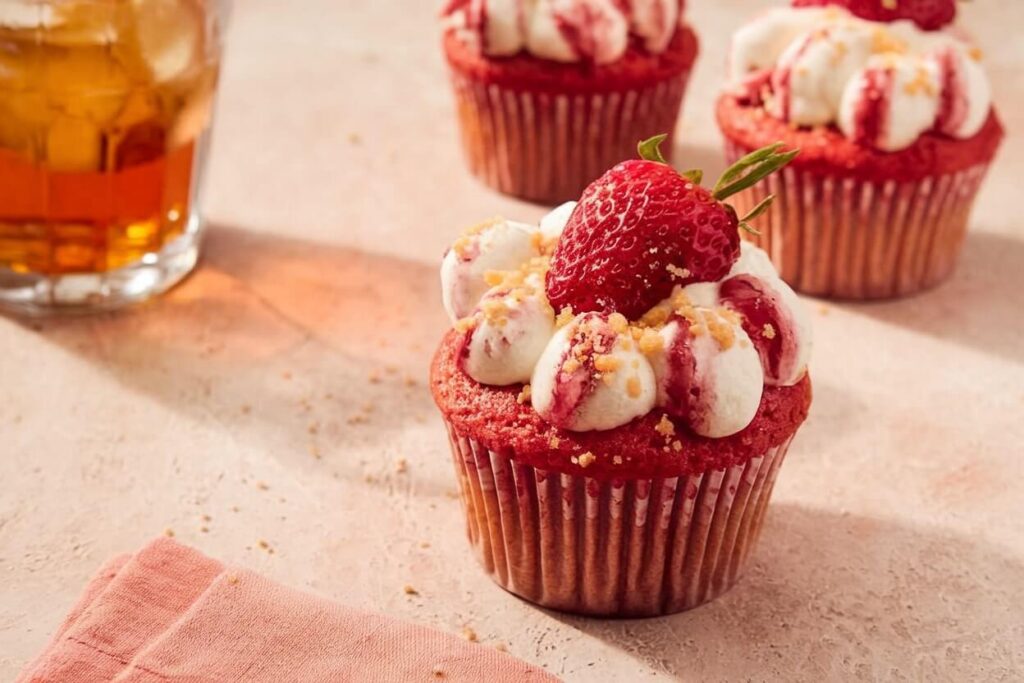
left=1, top=1, right=1023, bottom=680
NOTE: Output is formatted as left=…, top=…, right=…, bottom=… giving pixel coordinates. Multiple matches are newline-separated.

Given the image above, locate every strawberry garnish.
left=791, top=0, right=956, bottom=31
left=545, top=136, right=797, bottom=320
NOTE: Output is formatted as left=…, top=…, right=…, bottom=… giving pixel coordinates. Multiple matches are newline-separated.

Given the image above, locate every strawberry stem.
left=680, top=169, right=703, bottom=184
left=740, top=193, right=775, bottom=222
left=712, top=144, right=799, bottom=201
left=637, top=134, right=669, bottom=164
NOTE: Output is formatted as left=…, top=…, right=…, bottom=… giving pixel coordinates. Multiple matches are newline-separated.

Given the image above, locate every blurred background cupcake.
left=717, top=0, right=1004, bottom=300
left=441, top=0, right=698, bottom=204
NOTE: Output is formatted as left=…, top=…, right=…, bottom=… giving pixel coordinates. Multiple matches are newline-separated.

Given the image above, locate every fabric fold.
left=19, top=538, right=556, bottom=683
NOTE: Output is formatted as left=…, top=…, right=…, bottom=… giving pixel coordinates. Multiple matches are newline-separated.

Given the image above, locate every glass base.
left=0, top=216, right=202, bottom=316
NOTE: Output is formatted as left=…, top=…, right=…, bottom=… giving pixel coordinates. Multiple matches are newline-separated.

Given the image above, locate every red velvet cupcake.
left=441, top=0, right=698, bottom=204
left=717, top=3, right=1004, bottom=299
left=431, top=137, right=813, bottom=616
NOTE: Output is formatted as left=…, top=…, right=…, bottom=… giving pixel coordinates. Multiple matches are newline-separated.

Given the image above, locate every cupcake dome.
left=717, top=5, right=1004, bottom=300
left=431, top=142, right=814, bottom=616
left=441, top=0, right=699, bottom=204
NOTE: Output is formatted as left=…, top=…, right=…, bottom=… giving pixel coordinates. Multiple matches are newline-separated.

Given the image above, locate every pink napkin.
left=18, top=537, right=557, bottom=682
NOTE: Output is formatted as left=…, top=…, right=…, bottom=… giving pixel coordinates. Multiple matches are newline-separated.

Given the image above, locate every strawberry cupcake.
left=441, top=0, right=699, bottom=204
left=717, top=0, right=1004, bottom=299
left=431, top=137, right=813, bottom=616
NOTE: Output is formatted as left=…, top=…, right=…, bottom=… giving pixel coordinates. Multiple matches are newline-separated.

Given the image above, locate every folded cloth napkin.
left=18, top=537, right=557, bottom=682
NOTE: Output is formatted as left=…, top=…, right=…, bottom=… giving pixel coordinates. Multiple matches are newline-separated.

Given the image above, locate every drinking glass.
left=0, top=0, right=229, bottom=313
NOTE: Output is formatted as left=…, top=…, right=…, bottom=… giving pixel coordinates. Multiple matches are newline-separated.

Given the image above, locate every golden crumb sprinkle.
left=164, top=528, right=175, bottom=538
left=593, top=354, right=621, bottom=373
left=655, top=414, right=676, bottom=437
left=666, top=264, right=691, bottom=280
left=704, top=311, right=736, bottom=350
left=968, top=46, right=984, bottom=62
left=608, top=312, right=628, bottom=333
left=556, top=306, right=575, bottom=328
left=454, top=317, right=477, bottom=333
left=612, top=455, right=623, bottom=465
left=561, top=357, right=582, bottom=374
left=548, top=436, right=561, bottom=449
left=626, top=376, right=642, bottom=398
left=403, top=584, right=419, bottom=595
left=484, top=270, right=504, bottom=287
left=227, top=575, right=239, bottom=585
left=762, top=323, right=777, bottom=340
left=638, top=328, right=664, bottom=354
left=672, top=440, right=683, bottom=452
left=461, top=627, right=478, bottom=643
left=517, top=384, right=532, bottom=404
left=577, top=451, right=597, bottom=468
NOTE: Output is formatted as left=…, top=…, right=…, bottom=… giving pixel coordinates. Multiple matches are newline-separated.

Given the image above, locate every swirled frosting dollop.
left=442, top=0, right=685, bottom=64
left=728, top=7, right=992, bottom=151
left=440, top=204, right=812, bottom=438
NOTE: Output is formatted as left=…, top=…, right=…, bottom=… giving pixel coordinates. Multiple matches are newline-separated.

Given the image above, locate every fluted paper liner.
left=725, top=141, right=992, bottom=300
left=444, top=421, right=794, bottom=617
left=449, top=73, right=691, bottom=204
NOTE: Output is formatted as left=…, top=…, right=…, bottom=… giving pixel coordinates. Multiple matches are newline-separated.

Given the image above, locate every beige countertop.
left=2, top=1, right=1023, bottom=680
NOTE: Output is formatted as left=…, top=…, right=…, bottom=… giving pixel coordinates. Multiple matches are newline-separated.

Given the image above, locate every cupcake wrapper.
left=450, top=73, right=691, bottom=204
left=725, top=141, right=992, bottom=300
left=444, top=421, right=794, bottom=617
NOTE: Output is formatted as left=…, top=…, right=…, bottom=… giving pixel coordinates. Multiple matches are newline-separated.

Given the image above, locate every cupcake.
left=717, top=1, right=1004, bottom=300
left=431, top=136, right=813, bottom=617
left=441, top=0, right=699, bottom=204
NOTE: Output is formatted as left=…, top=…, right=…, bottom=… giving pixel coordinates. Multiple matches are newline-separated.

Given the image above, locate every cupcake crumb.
left=655, top=414, right=675, bottom=437
left=577, top=452, right=596, bottom=469
left=517, top=384, right=532, bottom=404
left=762, top=323, right=777, bottom=339
left=461, top=626, right=478, bottom=642
left=403, top=584, right=419, bottom=596
left=548, top=436, right=561, bottom=449
left=395, top=458, right=408, bottom=474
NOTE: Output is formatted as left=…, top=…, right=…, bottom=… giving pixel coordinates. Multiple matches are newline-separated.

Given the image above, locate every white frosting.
left=729, top=7, right=993, bottom=151
left=463, top=281, right=556, bottom=386
left=441, top=219, right=540, bottom=322
left=651, top=316, right=765, bottom=438
left=838, top=54, right=941, bottom=152
left=539, top=201, right=576, bottom=241
left=441, top=222, right=811, bottom=436
left=727, top=242, right=813, bottom=387
left=628, top=0, right=680, bottom=53
left=446, top=0, right=684, bottom=64
left=531, top=315, right=657, bottom=431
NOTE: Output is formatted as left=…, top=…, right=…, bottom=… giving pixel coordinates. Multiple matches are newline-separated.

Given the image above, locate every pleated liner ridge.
left=449, top=72, right=691, bottom=204
left=724, top=141, right=992, bottom=300
left=445, top=421, right=794, bottom=617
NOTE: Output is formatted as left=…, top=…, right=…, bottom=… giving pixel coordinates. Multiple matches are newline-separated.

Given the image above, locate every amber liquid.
left=0, top=0, right=219, bottom=276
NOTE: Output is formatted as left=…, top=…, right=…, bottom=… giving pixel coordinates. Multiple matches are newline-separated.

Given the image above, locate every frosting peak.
left=728, top=7, right=993, bottom=151
left=444, top=0, right=685, bottom=64
left=440, top=207, right=812, bottom=438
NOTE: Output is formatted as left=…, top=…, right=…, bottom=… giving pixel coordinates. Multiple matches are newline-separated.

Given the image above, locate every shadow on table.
left=841, top=231, right=1024, bottom=365
left=14, top=224, right=452, bottom=492
left=547, top=503, right=1023, bottom=681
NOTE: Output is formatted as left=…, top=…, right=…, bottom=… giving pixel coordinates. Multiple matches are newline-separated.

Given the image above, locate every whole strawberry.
left=546, top=136, right=797, bottom=320
left=791, top=0, right=956, bottom=31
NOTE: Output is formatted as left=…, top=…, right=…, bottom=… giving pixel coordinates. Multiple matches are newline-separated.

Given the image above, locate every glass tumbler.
left=0, top=0, right=229, bottom=314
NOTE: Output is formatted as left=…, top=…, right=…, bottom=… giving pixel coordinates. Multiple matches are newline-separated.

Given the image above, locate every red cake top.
left=432, top=330, right=812, bottom=480
left=435, top=137, right=814, bottom=478
left=717, top=94, right=1004, bottom=182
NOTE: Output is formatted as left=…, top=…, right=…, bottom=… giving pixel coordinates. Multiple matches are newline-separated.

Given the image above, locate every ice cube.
left=46, top=115, right=102, bottom=171
left=44, top=46, right=131, bottom=123
left=129, top=0, right=204, bottom=83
